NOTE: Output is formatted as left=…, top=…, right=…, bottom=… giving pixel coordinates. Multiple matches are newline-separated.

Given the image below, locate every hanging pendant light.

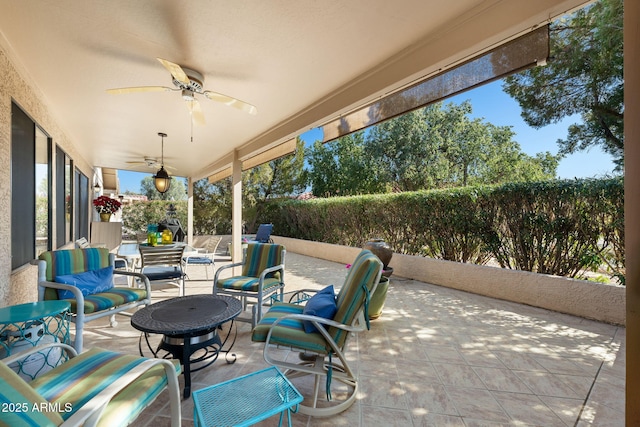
left=153, top=132, right=172, bottom=193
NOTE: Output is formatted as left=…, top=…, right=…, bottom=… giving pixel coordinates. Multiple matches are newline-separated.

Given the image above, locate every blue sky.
left=118, top=79, right=617, bottom=194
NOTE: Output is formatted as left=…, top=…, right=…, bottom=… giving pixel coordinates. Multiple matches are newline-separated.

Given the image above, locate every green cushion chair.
left=251, top=249, right=382, bottom=417
left=34, top=248, right=151, bottom=353
left=214, top=243, right=286, bottom=328
left=0, top=342, right=181, bottom=426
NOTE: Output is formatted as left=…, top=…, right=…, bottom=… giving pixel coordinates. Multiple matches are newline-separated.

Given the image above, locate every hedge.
left=258, top=178, right=624, bottom=283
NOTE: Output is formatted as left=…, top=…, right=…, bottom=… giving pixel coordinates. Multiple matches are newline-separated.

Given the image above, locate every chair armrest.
left=2, top=342, right=78, bottom=365
left=214, top=261, right=244, bottom=282
left=115, top=270, right=152, bottom=295
left=62, top=358, right=181, bottom=427
left=258, top=263, right=285, bottom=281
left=37, top=279, right=86, bottom=304
left=264, top=312, right=366, bottom=358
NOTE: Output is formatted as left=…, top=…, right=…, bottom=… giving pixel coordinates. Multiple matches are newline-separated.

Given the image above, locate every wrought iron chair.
left=251, top=249, right=382, bottom=416
left=214, top=243, right=286, bottom=328
left=138, top=244, right=187, bottom=296
left=34, top=248, right=151, bottom=353
left=0, top=342, right=181, bottom=426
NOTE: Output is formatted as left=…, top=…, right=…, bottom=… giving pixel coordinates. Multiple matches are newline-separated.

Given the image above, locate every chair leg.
left=109, top=314, right=118, bottom=327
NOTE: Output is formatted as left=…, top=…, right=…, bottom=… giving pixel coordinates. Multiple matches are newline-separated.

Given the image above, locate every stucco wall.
left=272, top=236, right=626, bottom=325
left=0, top=43, right=94, bottom=307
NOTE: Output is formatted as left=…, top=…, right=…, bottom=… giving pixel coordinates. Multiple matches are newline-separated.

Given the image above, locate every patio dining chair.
left=214, top=243, right=286, bottom=328
left=138, top=244, right=187, bottom=296
left=0, top=342, right=181, bottom=426
left=34, top=248, right=151, bottom=353
left=251, top=249, right=382, bottom=416
left=183, top=235, right=222, bottom=280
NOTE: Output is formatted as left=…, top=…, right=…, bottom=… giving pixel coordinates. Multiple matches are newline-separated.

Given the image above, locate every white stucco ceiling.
left=0, top=0, right=588, bottom=181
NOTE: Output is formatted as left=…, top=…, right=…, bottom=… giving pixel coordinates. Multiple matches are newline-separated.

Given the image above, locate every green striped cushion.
left=217, top=276, right=282, bottom=292
left=39, top=248, right=111, bottom=281
left=31, top=348, right=181, bottom=427
left=242, top=243, right=284, bottom=280
left=0, top=362, right=63, bottom=426
left=329, top=250, right=382, bottom=348
left=39, top=248, right=111, bottom=301
left=63, top=287, right=148, bottom=314
left=251, top=303, right=330, bottom=354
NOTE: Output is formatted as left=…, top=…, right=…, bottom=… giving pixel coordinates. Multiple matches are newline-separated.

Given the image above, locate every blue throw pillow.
left=55, top=266, right=114, bottom=300
left=302, top=285, right=337, bottom=333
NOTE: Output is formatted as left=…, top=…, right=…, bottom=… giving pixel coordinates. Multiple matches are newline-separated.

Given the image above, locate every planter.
left=99, top=213, right=111, bottom=222
left=369, top=276, right=390, bottom=320
left=363, top=238, right=393, bottom=268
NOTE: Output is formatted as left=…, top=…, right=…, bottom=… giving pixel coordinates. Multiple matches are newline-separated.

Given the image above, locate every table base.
left=138, top=320, right=237, bottom=398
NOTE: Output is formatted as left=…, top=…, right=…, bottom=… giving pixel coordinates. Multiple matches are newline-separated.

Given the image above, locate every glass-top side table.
left=0, top=301, right=71, bottom=380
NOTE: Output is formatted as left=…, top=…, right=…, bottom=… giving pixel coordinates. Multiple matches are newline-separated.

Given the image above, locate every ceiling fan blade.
left=203, top=91, right=258, bottom=115
left=106, top=86, right=172, bottom=94
left=157, top=58, right=190, bottom=85
left=186, top=99, right=206, bottom=125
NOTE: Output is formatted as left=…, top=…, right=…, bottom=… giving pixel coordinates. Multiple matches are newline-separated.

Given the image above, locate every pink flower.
left=345, top=264, right=352, bottom=269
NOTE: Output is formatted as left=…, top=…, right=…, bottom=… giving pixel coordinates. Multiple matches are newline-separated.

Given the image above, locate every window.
left=11, top=102, right=52, bottom=269
left=36, top=127, right=51, bottom=257
left=55, top=146, right=73, bottom=247
left=74, top=168, right=89, bottom=241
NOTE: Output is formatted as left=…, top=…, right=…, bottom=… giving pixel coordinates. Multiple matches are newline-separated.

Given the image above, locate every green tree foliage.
left=306, top=102, right=559, bottom=196
left=306, top=132, right=383, bottom=196
left=193, top=138, right=307, bottom=234
left=122, top=200, right=187, bottom=236
left=503, top=0, right=623, bottom=168
left=140, top=175, right=188, bottom=201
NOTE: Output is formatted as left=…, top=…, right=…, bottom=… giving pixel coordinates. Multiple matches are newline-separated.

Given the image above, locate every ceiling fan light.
left=153, top=166, right=172, bottom=193
left=182, top=89, right=195, bottom=101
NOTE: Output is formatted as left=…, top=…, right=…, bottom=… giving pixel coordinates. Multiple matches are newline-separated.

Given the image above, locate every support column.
left=187, top=177, right=194, bottom=245
left=626, top=0, right=640, bottom=424
left=231, top=151, right=243, bottom=273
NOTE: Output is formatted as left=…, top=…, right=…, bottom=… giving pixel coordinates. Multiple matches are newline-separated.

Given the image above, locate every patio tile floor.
left=82, top=252, right=625, bottom=426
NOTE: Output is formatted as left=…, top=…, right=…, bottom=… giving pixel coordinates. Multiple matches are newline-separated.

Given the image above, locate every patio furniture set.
left=0, top=227, right=384, bottom=426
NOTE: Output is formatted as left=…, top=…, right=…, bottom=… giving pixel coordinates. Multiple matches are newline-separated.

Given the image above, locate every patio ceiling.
left=0, top=0, right=589, bottom=182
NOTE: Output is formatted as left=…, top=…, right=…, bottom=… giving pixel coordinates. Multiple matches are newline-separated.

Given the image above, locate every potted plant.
left=93, top=195, right=122, bottom=222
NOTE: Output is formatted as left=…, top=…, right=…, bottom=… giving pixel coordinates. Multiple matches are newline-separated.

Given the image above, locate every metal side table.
left=193, top=366, right=303, bottom=427
left=0, top=301, right=71, bottom=380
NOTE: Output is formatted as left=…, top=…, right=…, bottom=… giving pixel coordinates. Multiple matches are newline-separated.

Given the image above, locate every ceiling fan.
left=125, top=156, right=175, bottom=170
left=106, top=58, right=257, bottom=125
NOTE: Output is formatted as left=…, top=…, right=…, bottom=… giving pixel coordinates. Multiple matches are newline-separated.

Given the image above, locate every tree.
left=244, top=137, right=308, bottom=231
left=195, top=138, right=308, bottom=233
left=307, top=101, right=559, bottom=196
left=306, top=132, right=382, bottom=197
left=503, top=0, right=623, bottom=169
left=140, top=176, right=188, bottom=201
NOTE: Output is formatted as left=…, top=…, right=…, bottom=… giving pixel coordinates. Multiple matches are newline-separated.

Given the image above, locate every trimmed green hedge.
left=259, top=178, right=624, bottom=283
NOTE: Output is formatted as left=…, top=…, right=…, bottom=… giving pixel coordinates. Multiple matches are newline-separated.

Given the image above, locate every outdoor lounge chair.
left=214, top=243, right=286, bottom=328
left=251, top=249, right=382, bottom=416
left=0, top=342, right=181, bottom=426
left=249, top=223, right=274, bottom=243
left=34, top=248, right=151, bottom=353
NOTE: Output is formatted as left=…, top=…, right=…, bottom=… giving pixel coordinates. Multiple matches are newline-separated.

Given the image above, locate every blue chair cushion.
left=184, top=256, right=213, bottom=265
left=142, top=266, right=184, bottom=281
left=55, top=266, right=115, bottom=299
left=302, top=285, right=337, bottom=333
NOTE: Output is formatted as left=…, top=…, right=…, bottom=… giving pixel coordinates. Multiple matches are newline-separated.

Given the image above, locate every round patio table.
left=131, top=294, right=241, bottom=398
